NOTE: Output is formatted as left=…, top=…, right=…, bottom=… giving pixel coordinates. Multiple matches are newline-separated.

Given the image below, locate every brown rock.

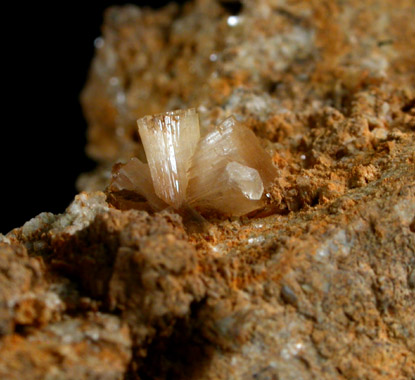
left=0, top=313, right=131, bottom=380
left=0, top=242, right=50, bottom=335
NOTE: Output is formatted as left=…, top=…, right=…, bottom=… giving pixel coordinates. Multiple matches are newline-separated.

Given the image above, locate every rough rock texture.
left=2, top=0, right=415, bottom=379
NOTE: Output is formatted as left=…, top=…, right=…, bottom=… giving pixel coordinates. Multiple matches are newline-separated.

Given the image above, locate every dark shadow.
left=131, top=300, right=214, bottom=380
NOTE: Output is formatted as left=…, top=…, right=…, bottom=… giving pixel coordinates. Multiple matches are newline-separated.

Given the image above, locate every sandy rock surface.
left=2, top=0, right=415, bottom=379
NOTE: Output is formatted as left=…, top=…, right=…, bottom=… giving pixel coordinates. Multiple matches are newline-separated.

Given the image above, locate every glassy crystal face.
left=217, top=116, right=278, bottom=188
left=187, top=160, right=265, bottom=216
left=226, top=162, right=264, bottom=200
left=137, top=108, right=200, bottom=208
left=112, top=109, right=277, bottom=216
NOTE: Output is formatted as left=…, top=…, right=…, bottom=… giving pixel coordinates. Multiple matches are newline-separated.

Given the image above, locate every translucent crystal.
left=187, top=161, right=265, bottom=216
left=137, top=109, right=200, bottom=208
left=187, top=116, right=277, bottom=214
left=110, top=157, right=167, bottom=211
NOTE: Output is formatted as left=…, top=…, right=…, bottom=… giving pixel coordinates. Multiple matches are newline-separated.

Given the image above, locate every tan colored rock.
left=80, top=0, right=414, bottom=169
left=0, top=243, right=46, bottom=335
left=0, top=314, right=131, bottom=380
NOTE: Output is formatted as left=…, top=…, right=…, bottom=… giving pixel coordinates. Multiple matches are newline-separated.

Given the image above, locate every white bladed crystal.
left=137, top=108, right=200, bottom=208
left=111, top=157, right=167, bottom=211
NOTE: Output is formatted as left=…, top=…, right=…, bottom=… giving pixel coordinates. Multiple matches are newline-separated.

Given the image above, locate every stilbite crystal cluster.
left=111, top=109, right=277, bottom=216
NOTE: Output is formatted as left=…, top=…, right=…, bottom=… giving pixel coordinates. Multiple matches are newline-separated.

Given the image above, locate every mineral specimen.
left=2, top=0, right=415, bottom=379
left=111, top=110, right=277, bottom=216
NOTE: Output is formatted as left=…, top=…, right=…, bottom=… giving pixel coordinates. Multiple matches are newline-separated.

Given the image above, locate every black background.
left=2, top=1, right=183, bottom=233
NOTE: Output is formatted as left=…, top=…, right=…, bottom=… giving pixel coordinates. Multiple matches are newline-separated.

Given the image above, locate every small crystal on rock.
left=112, top=109, right=277, bottom=216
